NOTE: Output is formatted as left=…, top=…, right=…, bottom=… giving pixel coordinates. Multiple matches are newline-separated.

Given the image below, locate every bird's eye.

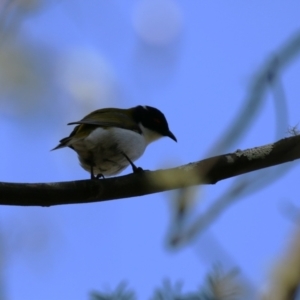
left=154, top=118, right=161, bottom=124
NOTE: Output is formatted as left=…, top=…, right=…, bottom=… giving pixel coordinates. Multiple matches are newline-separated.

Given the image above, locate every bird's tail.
left=51, top=137, right=73, bottom=151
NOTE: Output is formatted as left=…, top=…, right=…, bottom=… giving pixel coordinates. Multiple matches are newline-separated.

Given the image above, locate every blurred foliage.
left=0, top=0, right=57, bottom=120
left=262, top=227, right=300, bottom=300
left=0, top=0, right=44, bottom=34
left=90, top=267, right=245, bottom=300
left=0, top=37, right=54, bottom=117
left=0, top=0, right=119, bottom=121
left=168, top=31, right=300, bottom=249
left=90, top=282, right=136, bottom=300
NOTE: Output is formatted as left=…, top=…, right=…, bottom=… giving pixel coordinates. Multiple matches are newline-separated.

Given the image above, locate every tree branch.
left=1, top=135, right=300, bottom=207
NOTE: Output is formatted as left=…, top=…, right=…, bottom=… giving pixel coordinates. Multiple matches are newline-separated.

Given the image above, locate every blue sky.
left=1, top=1, right=300, bottom=299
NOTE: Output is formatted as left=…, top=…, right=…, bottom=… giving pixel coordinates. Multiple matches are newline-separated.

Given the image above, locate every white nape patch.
left=139, top=123, right=163, bottom=145
left=235, top=143, right=273, bottom=160
left=143, top=106, right=148, bottom=110
left=226, top=155, right=234, bottom=163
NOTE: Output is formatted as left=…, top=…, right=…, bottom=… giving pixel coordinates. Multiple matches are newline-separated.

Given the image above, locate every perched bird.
left=52, top=105, right=177, bottom=179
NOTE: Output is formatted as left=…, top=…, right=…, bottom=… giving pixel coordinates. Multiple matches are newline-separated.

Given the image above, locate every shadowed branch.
left=1, top=135, right=300, bottom=207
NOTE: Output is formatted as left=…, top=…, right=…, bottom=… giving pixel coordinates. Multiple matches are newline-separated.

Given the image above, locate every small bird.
left=52, top=105, right=177, bottom=179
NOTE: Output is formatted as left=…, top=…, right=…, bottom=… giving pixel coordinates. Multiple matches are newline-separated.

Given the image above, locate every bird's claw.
left=133, top=166, right=144, bottom=173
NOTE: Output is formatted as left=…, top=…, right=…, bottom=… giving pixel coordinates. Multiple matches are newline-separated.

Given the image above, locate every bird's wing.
left=52, top=108, right=141, bottom=150
left=68, top=108, right=141, bottom=132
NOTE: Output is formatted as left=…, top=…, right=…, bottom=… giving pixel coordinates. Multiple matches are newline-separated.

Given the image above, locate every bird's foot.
left=90, top=165, right=105, bottom=180
left=132, top=165, right=144, bottom=173
left=121, top=151, right=144, bottom=174
left=90, top=173, right=105, bottom=180
left=96, top=174, right=105, bottom=179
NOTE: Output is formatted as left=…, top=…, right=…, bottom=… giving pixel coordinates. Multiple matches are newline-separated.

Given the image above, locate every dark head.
left=133, top=105, right=177, bottom=142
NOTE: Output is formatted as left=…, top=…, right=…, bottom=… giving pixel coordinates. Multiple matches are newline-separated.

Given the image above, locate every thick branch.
left=1, top=135, right=300, bottom=207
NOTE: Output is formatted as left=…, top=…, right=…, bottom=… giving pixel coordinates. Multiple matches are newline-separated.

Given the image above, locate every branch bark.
left=1, top=135, right=300, bottom=207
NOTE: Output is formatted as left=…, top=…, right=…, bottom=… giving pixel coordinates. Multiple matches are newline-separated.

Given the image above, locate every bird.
left=52, top=105, right=177, bottom=179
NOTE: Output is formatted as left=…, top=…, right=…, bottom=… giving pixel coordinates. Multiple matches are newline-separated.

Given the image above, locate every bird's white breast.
left=86, top=127, right=147, bottom=157
left=73, top=127, right=147, bottom=176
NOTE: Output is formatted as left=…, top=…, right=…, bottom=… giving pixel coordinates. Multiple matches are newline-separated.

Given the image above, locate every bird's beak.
left=166, top=130, right=177, bottom=142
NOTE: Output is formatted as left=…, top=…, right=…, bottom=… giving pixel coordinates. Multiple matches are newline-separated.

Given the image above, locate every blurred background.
left=1, top=0, right=300, bottom=299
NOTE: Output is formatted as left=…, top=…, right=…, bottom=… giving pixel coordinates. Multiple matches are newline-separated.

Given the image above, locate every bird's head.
left=133, top=105, right=177, bottom=144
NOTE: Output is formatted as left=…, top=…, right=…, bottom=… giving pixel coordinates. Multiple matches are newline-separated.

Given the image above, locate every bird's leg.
left=90, top=165, right=97, bottom=179
left=90, top=165, right=95, bottom=179
left=121, top=151, right=143, bottom=173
